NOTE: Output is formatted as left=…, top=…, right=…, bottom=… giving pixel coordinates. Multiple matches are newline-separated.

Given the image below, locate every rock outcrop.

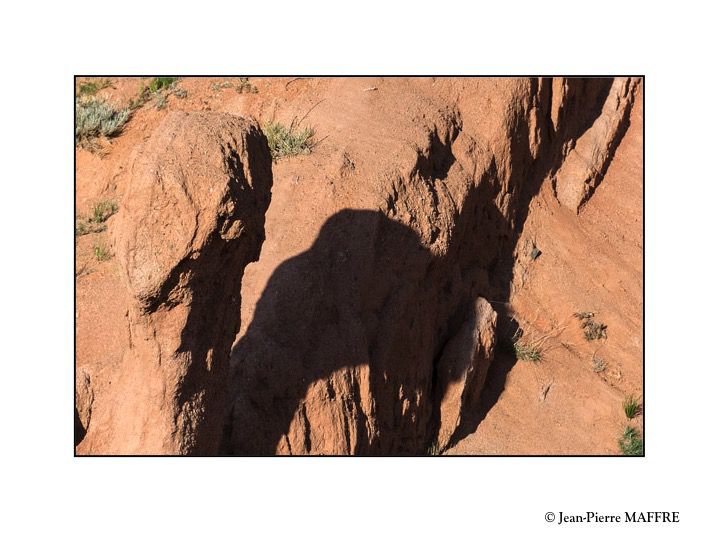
left=554, top=77, right=641, bottom=212
left=228, top=77, right=641, bottom=455
left=436, top=297, right=497, bottom=451
left=74, top=368, right=93, bottom=445
left=77, top=112, right=272, bottom=454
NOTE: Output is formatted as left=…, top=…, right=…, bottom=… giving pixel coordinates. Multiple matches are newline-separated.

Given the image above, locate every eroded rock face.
left=75, top=368, right=93, bottom=445
left=79, top=112, right=272, bottom=455
left=436, top=297, right=497, bottom=451
left=229, top=77, right=640, bottom=455
left=554, top=77, right=641, bottom=212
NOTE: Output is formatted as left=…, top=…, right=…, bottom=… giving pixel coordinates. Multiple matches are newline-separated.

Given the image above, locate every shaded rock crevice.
left=554, top=77, right=641, bottom=212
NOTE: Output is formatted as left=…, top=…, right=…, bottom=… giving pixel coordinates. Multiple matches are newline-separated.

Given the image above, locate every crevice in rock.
left=228, top=78, right=635, bottom=455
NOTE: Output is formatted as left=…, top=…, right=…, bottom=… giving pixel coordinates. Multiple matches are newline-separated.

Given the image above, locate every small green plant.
left=236, top=77, right=258, bottom=94
left=574, top=311, right=607, bottom=341
left=130, top=77, right=180, bottom=109
left=583, top=321, right=608, bottom=340
left=508, top=327, right=543, bottom=362
left=78, top=78, right=112, bottom=96
left=93, top=243, right=112, bottom=262
left=89, top=200, right=118, bottom=224
left=623, top=395, right=642, bottom=419
left=75, top=217, right=90, bottom=236
left=618, top=426, right=643, bottom=456
left=263, top=119, right=316, bottom=161
left=148, top=77, right=178, bottom=93
left=76, top=200, right=117, bottom=236
left=76, top=98, right=131, bottom=146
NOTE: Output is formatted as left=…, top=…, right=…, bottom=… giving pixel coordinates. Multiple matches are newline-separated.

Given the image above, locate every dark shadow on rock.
left=229, top=181, right=519, bottom=455
left=74, top=407, right=86, bottom=447
left=229, top=210, right=438, bottom=455
left=226, top=79, right=620, bottom=455
left=557, top=78, right=614, bottom=143
left=445, top=315, right=520, bottom=448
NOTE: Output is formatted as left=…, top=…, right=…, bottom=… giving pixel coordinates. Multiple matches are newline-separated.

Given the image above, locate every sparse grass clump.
left=623, top=395, right=642, bottom=419
left=75, top=217, right=90, bottom=236
left=76, top=98, right=131, bottom=146
left=592, top=355, right=606, bottom=373
left=619, top=426, right=643, bottom=456
left=574, top=311, right=608, bottom=341
left=236, top=77, right=258, bottom=94
left=76, top=200, right=118, bottom=236
left=211, top=80, right=234, bottom=91
left=507, top=327, right=543, bottom=362
left=263, top=119, right=316, bottom=161
left=514, top=341, right=542, bottom=362
left=78, top=78, right=112, bottom=96
left=148, top=77, right=178, bottom=93
left=90, top=200, right=118, bottom=224
left=155, top=93, right=168, bottom=110
left=93, top=243, right=112, bottom=262
left=583, top=321, right=608, bottom=340
left=130, top=77, right=181, bottom=109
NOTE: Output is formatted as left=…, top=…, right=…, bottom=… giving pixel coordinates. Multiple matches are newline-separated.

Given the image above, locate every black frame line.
left=74, top=75, right=645, bottom=458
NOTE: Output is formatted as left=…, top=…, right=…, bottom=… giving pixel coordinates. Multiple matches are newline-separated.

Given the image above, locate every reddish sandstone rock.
left=436, top=297, right=497, bottom=451
left=229, top=77, right=639, bottom=455
left=554, top=77, right=641, bottom=212
left=77, top=112, right=272, bottom=455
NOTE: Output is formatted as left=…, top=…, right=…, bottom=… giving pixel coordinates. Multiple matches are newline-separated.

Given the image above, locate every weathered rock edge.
left=79, top=112, right=272, bottom=455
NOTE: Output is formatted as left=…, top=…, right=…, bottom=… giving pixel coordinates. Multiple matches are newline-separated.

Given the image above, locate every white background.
left=1, top=1, right=718, bottom=538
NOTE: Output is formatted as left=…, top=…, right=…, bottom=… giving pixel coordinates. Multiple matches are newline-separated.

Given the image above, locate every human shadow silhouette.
left=228, top=210, right=439, bottom=455
left=228, top=179, right=517, bottom=455
left=226, top=77, right=619, bottom=455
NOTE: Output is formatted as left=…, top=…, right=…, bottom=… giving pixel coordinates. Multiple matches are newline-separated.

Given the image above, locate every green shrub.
left=75, top=217, right=90, bottom=236
left=263, top=119, right=315, bottom=161
left=93, top=243, right=112, bottom=262
left=89, top=200, right=118, bottom=224
left=505, top=327, right=543, bottom=362
left=129, top=77, right=181, bottom=110
left=76, top=98, right=130, bottom=145
left=148, top=77, right=178, bottom=93
left=155, top=93, right=168, bottom=110
left=76, top=200, right=117, bottom=235
left=78, top=78, right=112, bottom=96
left=618, top=426, right=643, bottom=456
left=623, top=395, right=642, bottom=419
left=574, top=311, right=607, bottom=341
